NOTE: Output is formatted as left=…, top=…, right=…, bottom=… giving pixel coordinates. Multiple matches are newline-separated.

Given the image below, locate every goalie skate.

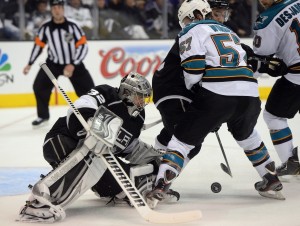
left=255, top=162, right=285, bottom=200
left=18, top=194, right=65, bottom=223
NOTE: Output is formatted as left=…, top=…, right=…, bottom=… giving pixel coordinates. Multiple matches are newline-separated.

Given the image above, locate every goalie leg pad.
left=19, top=144, right=108, bottom=222
left=43, top=134, right=78, bottom=168
left=130, top=164, right=154, bottom=197
left=45, top=151, right=107, bottom=208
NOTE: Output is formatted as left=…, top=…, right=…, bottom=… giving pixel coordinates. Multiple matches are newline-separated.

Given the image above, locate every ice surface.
left=0, top=103, right=299, bottom=226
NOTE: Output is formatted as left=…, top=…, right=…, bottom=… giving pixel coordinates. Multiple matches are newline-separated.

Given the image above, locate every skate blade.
left=258, top=190, right=286, bottom=200
left=279, top=175, right=300, bottom=183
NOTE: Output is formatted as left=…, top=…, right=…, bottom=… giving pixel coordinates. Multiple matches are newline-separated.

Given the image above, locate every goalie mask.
left=178, top=0, right=212, bottom=28
left=118, top=72, right=152, bottom=117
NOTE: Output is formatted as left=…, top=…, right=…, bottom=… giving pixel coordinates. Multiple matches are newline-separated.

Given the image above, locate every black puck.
left=211, top=182, right=222, bottom=193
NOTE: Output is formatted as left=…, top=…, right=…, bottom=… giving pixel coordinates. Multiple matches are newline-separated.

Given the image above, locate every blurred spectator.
left=25, top=0, right=39, bottom=14
left=119, top=0, right=149, bottom=39
left=81, top=0, right=94, bottom=8
left=65, top=0, right=94, bottom=39
left=0, top=15, right=4, bottom=40
left=26, top=0, right=51, bottom=40
left=97, top=0, right=130, bottom=39
left=225, top=0, right=261, bottom=37
left=135, top=0, right=147, bottom=21
left=108, top=0, right=124, bottom=11
left=144, top=0, right=177, bottom=39
left=0, top=0, right=21, bottom=40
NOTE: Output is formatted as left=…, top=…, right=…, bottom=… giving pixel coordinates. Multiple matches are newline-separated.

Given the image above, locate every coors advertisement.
left=97, top=44, right=171, bottom=79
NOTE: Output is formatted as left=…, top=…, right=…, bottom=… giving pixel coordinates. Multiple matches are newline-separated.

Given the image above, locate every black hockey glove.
left=241, top=43, right=254, bottom=58
left=241, top=43, right=258, bottom=71
left=258, top=58, right=288, bottom=77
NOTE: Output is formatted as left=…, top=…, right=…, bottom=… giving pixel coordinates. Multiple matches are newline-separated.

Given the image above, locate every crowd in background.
left=0, top=0, right=264, bottom=41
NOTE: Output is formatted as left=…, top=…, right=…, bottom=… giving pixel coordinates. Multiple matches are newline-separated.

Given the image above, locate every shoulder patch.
left=254, top=0, right=298, bottom=30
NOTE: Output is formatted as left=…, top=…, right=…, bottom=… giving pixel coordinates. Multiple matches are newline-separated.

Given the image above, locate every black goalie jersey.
left=45, top=84, right=145, bottom=156
left=152, top=36, right=193, bottom=107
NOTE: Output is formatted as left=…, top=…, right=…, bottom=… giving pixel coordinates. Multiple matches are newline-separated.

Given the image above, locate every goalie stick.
left=40, top=62, right=202, bottom=224
left=215, top=131, right=232, bottom=177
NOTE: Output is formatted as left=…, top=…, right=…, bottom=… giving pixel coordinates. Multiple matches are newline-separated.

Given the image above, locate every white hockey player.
left=152, top=0, right=230, bottom=171
left=17, top=72, right=178, bottom=223
left=146, top=0, right=285, bottom=207
left=250, top=0, right=300, bottom=179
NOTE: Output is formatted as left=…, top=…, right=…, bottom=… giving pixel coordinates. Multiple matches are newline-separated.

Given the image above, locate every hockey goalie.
left=17, top=72, right=179, bottom=223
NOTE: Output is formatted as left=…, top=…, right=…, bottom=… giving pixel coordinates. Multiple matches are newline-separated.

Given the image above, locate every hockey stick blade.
left=215, top=132, right=233, bottom=177
left=40, top=62, right=202, bottom=224
left=142, top=119, right=162, bottom=130
left=220, top=163, right=232, bottom=177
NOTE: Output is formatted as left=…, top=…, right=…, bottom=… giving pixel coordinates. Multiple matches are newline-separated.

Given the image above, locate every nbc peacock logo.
left=0, top=49, right=13, bottom=87
left=0, top=50, right=11, bottom=71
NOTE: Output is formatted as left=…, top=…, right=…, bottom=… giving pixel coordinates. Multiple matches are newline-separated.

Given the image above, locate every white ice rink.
left=0, top=103, right=300, bottom=226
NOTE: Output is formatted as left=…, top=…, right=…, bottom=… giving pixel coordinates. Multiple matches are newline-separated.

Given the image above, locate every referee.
left=23, top=0, right=95, bottom=127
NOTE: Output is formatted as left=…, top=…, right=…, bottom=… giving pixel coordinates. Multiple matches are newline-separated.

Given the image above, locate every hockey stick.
left=248, top=54, right=273, bottom=64
left=40, top=62, right=202, bottom=224
left=215, top=131, right=232, bottom=177
left=142, top=119, right=162, bottom=130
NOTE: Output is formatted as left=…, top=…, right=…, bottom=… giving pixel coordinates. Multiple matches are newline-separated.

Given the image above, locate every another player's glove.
left=241, top=43, right=258, bottom=71
left=258, top=58, right=288, bottom=77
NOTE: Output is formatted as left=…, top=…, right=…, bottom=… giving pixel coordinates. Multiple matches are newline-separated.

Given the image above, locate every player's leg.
left=155, top=99, right=201, bottom=160
left=147, top=89, right=231, bottom=206
left=263, top=77, right=300, bottom=176
left=32, top=62, right=64, bottom=126
left=43, top=117, right=78, bottom=168
left=18, top=141, right=107, bottom=223
left=92, top=159, right=180, bottom=205
left=229, top=96, right=284, bottom=199
left=19, top=107, right=121, bottom=222
left=32, top=69, right=54, bottom=126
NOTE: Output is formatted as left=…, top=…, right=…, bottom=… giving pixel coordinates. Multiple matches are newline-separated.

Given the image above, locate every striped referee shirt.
left=28, top=17, right=88, bottom=66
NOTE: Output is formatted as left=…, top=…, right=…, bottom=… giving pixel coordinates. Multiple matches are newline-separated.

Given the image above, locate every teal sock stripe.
left=271, top=127, right=292, bottom=145
left=162, top=151, right=184, bottom=170
left=245, top=143, right=270, bottom=167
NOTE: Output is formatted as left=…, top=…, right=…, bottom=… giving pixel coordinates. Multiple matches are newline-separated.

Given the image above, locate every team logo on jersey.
left=256, top=15, right=268, bottom=25
left=64, top=33, right=74, bottom=43
left=115, top=127, right=133, bottom=150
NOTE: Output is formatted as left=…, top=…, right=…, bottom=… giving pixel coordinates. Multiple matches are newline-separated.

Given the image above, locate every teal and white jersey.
left=253, top=0, right=300, bottom=85
left=178, top=20, right=258, bottom=97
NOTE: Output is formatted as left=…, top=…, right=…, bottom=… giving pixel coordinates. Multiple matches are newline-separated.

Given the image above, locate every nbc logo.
left=0, top=49, right=13, bottom=86
left=0, top=50, right=11, bottom=71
